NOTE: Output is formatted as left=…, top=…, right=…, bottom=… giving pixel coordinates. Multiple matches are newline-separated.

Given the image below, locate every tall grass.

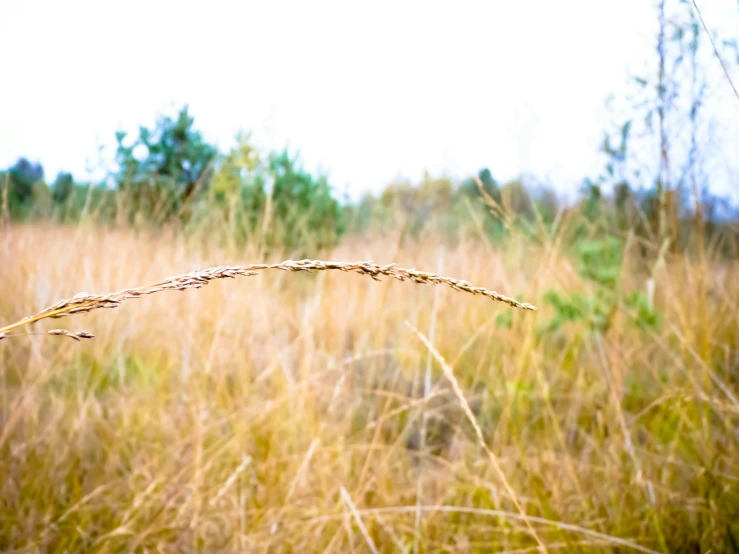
left=0, top=259, right=535, bottom=340
left=1, top=221, right=738, bottom=553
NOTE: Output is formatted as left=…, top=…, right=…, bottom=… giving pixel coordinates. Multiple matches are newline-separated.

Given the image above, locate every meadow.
left=1, top=216, right=738, bottom=553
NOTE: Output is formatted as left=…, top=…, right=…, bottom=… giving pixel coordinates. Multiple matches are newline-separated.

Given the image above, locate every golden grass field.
left=1, top=222, right=738, bottom=553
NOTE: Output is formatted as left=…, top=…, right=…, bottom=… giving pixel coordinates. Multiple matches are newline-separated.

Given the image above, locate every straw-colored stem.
left=0, top=259, right=536, bottom=339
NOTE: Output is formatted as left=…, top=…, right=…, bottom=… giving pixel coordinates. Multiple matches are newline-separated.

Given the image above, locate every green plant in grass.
left=542, top=236, right=660, bottom=334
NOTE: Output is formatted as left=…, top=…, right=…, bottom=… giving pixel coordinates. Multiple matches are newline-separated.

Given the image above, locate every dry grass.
left=0, top=259, right=535, bottom=340
left=1, top=222, right=738, bottom=553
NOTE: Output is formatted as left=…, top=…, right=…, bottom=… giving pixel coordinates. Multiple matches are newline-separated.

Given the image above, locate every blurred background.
left=2, top=0, right=738, bottom=221
left=1, top=1, right=739, bottom=553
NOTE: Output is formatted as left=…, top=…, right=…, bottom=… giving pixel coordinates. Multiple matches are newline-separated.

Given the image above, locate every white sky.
left=1, top=0, right=737, bottom=202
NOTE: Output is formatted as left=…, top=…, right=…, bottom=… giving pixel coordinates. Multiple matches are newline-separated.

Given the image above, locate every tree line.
left=2, top=0, right=737, bottom=253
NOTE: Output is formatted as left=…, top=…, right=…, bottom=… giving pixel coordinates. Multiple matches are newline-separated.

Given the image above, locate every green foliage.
left=346, top=173, right=456, bottom=238
left=541, top=288, right=615, bottom=333
left=500, top=179, right=534, bottom=219
left=495, top=311, right=513, bottom=329
left=51, top=172, right=74, bottom=204
left=114, top=105, right=217, bottom=223
left=624, top=290, right=661, bottom=330
left=4, top=85, right=738, bottom=256
left=260, top=149, right=345, bottom=250
left=581, top=181, right=603, bottom=223
left=192, top=134, right=344, bottom=250
left=348, top=169, right=525, bottom=243
left=30, top=179, right=52, bottom=217
left=459, top=167, right=501, bottom=205
left=209, top=132, right=261, bottom=206
left=575, top=237, right=622, bottom=287
left=194, top=132, right=265, bottom=239
left=542, top=237, right=660, bottom=334
left=459, top=168, right=507, bottom=239
left=1, top=158, right=45, bottom=217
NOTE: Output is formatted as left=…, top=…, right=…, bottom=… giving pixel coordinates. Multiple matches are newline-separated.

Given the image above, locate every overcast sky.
left=1, top=0, right=737, bottom=201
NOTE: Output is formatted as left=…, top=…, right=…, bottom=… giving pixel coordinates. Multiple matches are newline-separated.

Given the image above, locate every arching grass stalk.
left=0, top=259, right=536, bottom=340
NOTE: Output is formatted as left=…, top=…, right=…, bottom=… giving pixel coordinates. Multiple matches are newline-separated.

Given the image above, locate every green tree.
left=51, top=172, right=74, bottom=204
left=2, top=157, right=45, bottom=217
left=114, top=105, right=217, bottom=223
left=209, top=132, right=261, bottom=206
left=197, top=138, right=344, bottom=250
left=195, top=132, right=266, bottom=244
left=459, top=168, right=501, bottom=205
left=258, top=149, right=344, bottom=249
left=500, top=179, right=533, bottom=219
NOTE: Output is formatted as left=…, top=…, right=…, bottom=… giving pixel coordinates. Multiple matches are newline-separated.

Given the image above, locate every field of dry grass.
left=1, top=222, right=738, bottom=553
